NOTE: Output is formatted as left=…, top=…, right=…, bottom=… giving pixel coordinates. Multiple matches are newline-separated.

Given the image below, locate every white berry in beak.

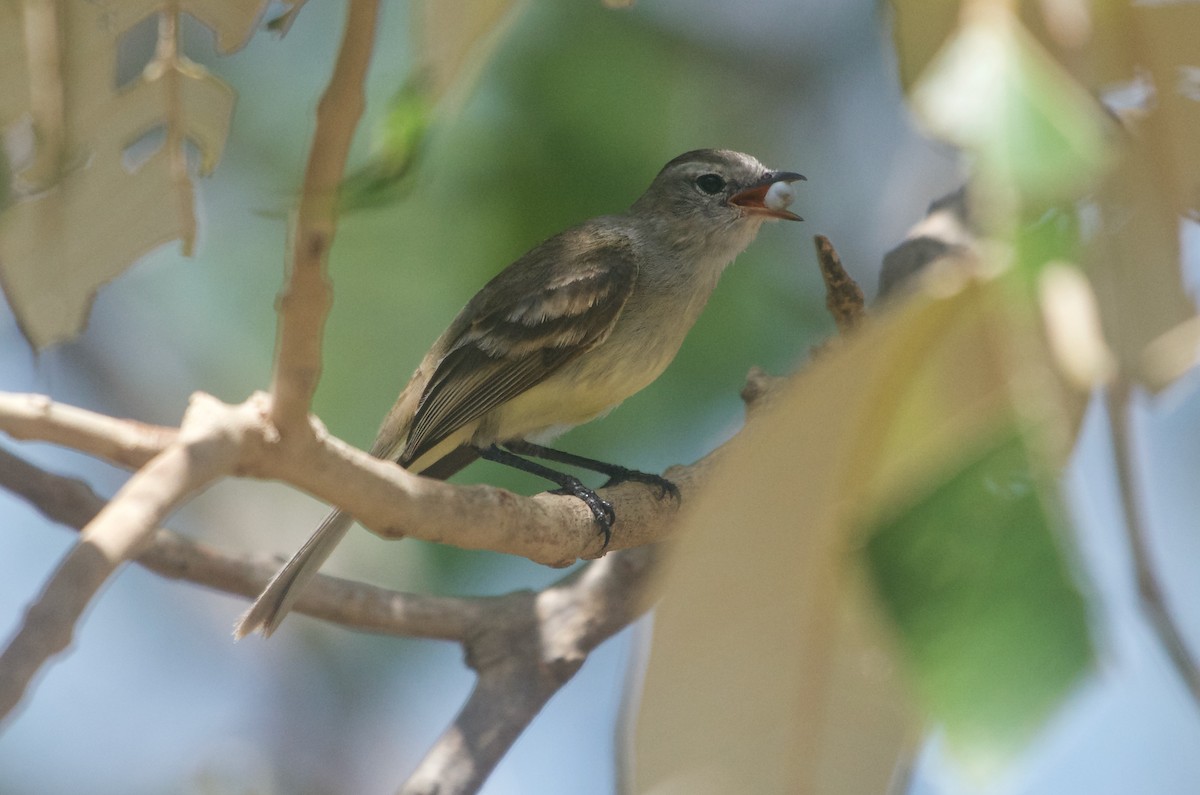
left=764, top=180, right=795, bottom=212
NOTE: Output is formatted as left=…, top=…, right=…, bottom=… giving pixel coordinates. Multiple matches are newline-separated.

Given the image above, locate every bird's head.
left=633, top=149, right=805, bottom=229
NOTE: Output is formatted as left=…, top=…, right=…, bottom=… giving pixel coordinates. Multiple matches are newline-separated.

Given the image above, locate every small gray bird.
left=237, top=149, right=803, bottom=637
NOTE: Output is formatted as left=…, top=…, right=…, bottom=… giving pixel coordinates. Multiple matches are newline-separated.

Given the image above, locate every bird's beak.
left=729, top=171, right=806, bottom=221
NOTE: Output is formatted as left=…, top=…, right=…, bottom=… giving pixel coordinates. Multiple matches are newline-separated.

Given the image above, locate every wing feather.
left=400, top=233, right=638, bottom=465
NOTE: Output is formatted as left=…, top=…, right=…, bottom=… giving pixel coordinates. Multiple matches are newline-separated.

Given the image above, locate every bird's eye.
left=695, top=173, right=726, bottom=195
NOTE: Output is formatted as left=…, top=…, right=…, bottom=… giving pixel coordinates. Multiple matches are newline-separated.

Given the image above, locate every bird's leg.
left=476, top=444, right=616, bottom=547
left=502, top=440, right=679, bottom=501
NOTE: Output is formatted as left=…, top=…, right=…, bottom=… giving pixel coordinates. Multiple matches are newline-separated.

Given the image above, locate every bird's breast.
left=484, top=245, right=731, bottom=444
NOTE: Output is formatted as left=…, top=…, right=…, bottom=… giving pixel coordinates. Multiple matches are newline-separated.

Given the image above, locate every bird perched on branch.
left=237, top=149, right=804, bottom=638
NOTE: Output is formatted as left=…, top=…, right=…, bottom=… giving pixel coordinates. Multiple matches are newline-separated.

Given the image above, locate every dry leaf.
left=0, top=1, right=273, bottom=349
left=634, top=273, right=1093, bottom=791
left=1084, top=2, right=1200, bottom=386
left=411, top=0, right=524, bottom=110
left=893, top=0, right=1199, bottom=388
left=888, top=0, right=961, bottom=92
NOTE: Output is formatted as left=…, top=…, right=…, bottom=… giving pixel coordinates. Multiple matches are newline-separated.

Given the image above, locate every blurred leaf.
left=412, top=0, right=523, bottom=108
left=1086, top=136, right=1196, bottom=388
left=1090, top=1, right=1200, bottom=217
left=0, top=2, right=28, bottom=124
left=636, top=269, right=1093, bottom=791
left=1037, top=262, right=1116, bottom=391
left=910, top=7, right=1113, bottom=207
left=1084, top=2, right=1200, bottom=387
left=1014, top=201, right=1079, bottom=274
left=864, top=433, right=1092, bottom=768
left=0, top=2, right=265, bottom=348
left=265, top=0, right=309, bottom=37
left=338, top=80, right=435, bottom=213
left=634, top=330, right=921, bottom=795
left=335, top=1, right=521, bottom=214
left=898, top=2, right=1199, bottom=388
left=0, top=145, right=10, bottom=215
left=889, top=0, right=961, bottom=91
left=852, top=271, right=1094, bottom=767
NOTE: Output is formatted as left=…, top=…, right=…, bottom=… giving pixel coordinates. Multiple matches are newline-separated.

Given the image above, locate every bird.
left=236, top=149, right=804, bottom=638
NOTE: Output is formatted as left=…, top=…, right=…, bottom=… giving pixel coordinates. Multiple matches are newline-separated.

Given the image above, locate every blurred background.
left=1, top=1, right=1198, bottom=793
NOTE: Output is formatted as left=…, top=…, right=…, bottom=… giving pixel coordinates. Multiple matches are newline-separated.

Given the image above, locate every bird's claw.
left=551, top=477, right=616, bottom=549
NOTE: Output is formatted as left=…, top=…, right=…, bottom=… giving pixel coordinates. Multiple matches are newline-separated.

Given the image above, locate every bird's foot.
left=601, top=468, right=680, bottom=502
left=551, top=477, right=616, bottom=548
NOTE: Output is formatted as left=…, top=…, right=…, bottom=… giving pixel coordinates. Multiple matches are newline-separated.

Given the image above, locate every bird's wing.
left=400, top=235, right=639, bottom=465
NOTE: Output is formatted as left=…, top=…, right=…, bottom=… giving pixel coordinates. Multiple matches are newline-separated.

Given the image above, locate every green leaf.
left=910, top=9, right=1113, bottom=207
left=338, top=80, right=435, bottom=213
left=863, top=431, right=1093, bottom=770
left=1015, top=202, right=1080, bottom=275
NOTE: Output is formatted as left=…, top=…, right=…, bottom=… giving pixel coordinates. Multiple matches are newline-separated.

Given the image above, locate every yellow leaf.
left=889, top=0, right=961, bottom=92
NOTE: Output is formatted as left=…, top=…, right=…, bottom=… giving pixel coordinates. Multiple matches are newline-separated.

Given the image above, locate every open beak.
left=729, top=171, right=806, bottom=221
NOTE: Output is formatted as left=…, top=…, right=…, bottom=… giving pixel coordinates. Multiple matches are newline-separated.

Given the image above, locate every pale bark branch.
left=0, top=390, right=695, bottom=563
left=269, top=0, right=380, bottom=435
left=0, top=445, right=482, bottom=642
left=0, top=391, right=175, bottom=469
left=0, top=393, right=249, bottom=721
left=402, top=547, right=662, bottom=795
left=0, top=383, right=716, bottom=564
left=1106, top=379, right=1200, bottom=705
left=0, top=438, right=666, bottom=795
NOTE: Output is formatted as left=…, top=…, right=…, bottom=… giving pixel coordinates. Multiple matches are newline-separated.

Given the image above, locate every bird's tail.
left=233, top=444, right=481, bottom=639
left=234, top=508, right=355, bottom=638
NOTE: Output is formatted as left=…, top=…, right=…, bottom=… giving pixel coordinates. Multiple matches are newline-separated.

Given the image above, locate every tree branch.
left=402, top=547, right=662, bottom=794
left=0, top=393, right=248, bottom=721
left=0, top=382, right=728, bottom=574
left=1106, top=379, right=1200, bottom=704
left=0, top=390, right=696, bottom=563
left=269, top=0, right=380, bottom=435
left=0, top=391, right=175, bottom=469
left=5, top=0, right=383, bottom=725
left=0, top=439, right=667, bottom=795
left=0, top=445, right=482, bottom=642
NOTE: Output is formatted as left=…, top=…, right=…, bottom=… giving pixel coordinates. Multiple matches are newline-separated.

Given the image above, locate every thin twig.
left=814, top=234, right=865, bottom=333
left=1106, top=379, right=1200, bottom=704
left=269, top=0, right=380, bottom=435
left=0, top=391, right=176, bottom=469
left=0, top=446, right=481, bottom=641
left=0, top=394, right=246, bottom=722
